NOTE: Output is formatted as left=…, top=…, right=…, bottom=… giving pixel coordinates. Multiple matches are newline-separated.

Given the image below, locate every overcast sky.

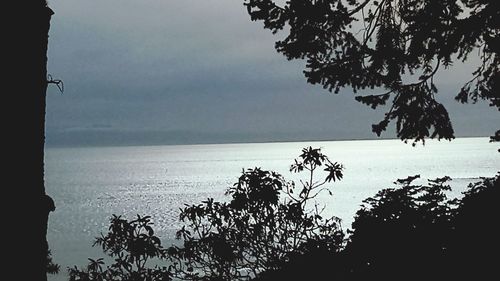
left=45, top=0, right=498, bottom=146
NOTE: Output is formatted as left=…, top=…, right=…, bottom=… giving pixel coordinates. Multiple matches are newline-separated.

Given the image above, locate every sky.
left=45, top=0, right=498, bottom=146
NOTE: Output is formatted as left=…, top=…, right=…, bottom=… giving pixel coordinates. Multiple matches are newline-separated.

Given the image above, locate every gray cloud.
left=45, top=0, right=498, bottom=147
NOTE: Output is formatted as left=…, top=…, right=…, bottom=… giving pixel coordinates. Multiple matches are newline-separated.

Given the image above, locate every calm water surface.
left=46, top=138, right=498, bottom=280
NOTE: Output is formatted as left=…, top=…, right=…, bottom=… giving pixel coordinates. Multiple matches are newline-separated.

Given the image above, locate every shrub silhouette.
left=70, top=147, right=345, bottom=280
left=167, top=147, right=345, bottom=280
left=450, top=174, right=500, bottom=280
left=256, top=173, right=499, bottom=281
left=71, top=150, right=499, bottom=281
left=46, top=250, right=60, bottom=275
left=344, top=175, right=457, bottom=280
left=68, top=215, right=170, bottom=281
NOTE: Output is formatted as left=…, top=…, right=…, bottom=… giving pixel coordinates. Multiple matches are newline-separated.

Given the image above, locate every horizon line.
left=44, top=135, right=492, bottom=149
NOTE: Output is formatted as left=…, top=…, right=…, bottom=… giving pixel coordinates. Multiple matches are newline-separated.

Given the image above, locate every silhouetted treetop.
left=167, top=147, right=345, bottom=280
left=244, top=0, right=499, bottom=144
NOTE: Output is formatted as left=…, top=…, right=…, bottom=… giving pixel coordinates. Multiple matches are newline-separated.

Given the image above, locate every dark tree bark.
left=8, top=1, right=55, bottom=280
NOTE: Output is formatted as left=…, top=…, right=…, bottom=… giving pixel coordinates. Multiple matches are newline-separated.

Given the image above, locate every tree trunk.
left=9, top=1, right=54, bottom=280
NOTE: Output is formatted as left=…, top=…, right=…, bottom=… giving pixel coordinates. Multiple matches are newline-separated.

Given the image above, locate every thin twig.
left=47, top=74, right=64, bottom=93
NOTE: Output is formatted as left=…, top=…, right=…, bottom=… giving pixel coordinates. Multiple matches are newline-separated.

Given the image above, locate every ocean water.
left=46, top=137, right=498, bottom=280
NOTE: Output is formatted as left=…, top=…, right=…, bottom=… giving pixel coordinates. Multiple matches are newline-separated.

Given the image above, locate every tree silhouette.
left=68, top=215, right=171, bottom=281
left=342, top=173, right=499, bottom=280
left=73, top=148, right=498, bottom=280
left=244, top=0, right=499, bottom=144
left=450, top=173, right=500, bottom=280
left=255, top=173, right=499, bottom=281
left=73, top=147, right=345, bottom=281
left=344, top=175, right=457, bottom=280
left=167, top=147, right=344, bottom=280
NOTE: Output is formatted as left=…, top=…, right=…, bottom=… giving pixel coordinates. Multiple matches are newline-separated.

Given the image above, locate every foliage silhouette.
left=73, top=149, right=498, bottom=280
left=255, top=173, right=499, bottom=281
left=244, top=0, right=499, bottom=144
left=72, top=147, right=345, bottom=281
left=344, top=173, right=499, bottom=280
left=344, top=175, right=457, bottom=280
left=450, top=173, right=500, bottom=280
left=46, top=250, right=60, bottom=275
left=68, top=215, right=171, bottom=281
left=166, top=147, right=344, bottom=280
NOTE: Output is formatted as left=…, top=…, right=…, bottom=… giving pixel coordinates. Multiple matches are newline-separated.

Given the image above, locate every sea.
left=45, top=137, right=499, bottom=281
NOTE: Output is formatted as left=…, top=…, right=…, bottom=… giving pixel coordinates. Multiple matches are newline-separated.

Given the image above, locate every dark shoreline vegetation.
left=64, top=147, right=499, bottom=281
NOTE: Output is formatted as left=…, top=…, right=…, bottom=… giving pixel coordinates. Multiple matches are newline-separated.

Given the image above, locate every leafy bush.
left=71, top=147, right=345, bottom=281
left=167, top=147, right=345, bottom=280
left=451, top=173, right=499, bottom=280
left=343, top=173, right=499, bottom=280
left=257, top=173, right=499, bottom=281
left=344, top=175, right=457, bottom=280
left=71, top=148, right=499, bottom=281
left=68, top=215, right=170, bottom=281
